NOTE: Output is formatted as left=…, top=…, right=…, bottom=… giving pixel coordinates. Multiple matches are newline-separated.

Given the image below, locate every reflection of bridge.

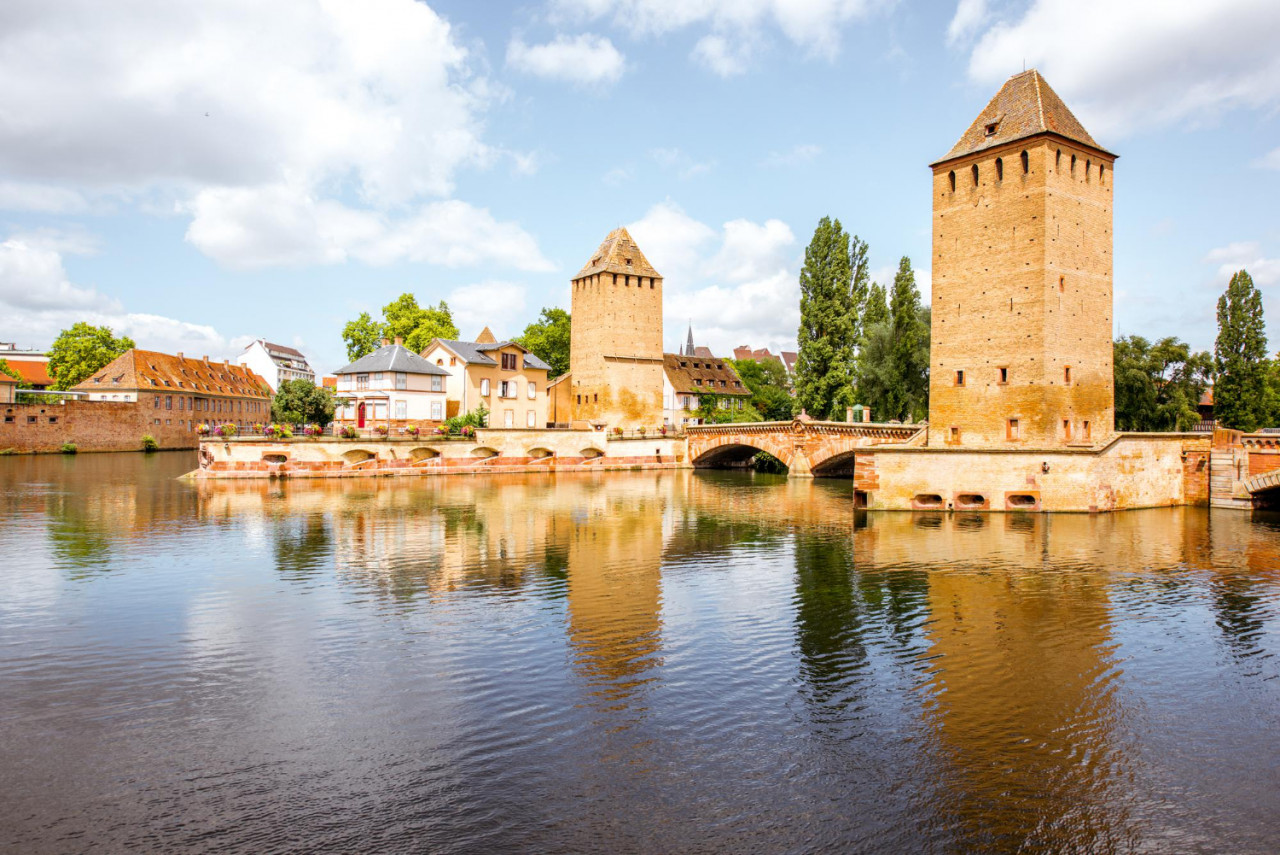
left=685, top=418, right=925, bottom=477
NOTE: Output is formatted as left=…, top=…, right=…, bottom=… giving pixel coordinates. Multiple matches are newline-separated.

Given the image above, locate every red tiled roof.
left=7, top=359, right=53, bottom=386
left=934, top=69, right=1112, bottom=166
left=0, top=373, right=16, bottom=384
left=73, top=349, right=271, bottom=399
left=663, top=353, right=749, bottom=396
left=321, top=376, right=337, bottom=388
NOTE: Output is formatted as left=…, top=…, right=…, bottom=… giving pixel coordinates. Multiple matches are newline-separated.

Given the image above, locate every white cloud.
left=506, top=33, right=625, bottom=87
left=963, top=0, right=1280, bottom=138
left=602, top=166, right=633, bottom=186
left=446, top=281, right=529, bottom=339
left=627, top=201, right=800, bottom=355
left=946, top=0, right=988, bottom=45
left=0, top=0, right=549, bottom=271
left=553, top=0, right=885, bottom=69
left=1253, top=146, right=1280, bottom=170
left=184, top=185, right=555, bottom=272
left=1204, top=241, right=1280, bottom=289
left=760, top=144, right=822, bottom=167
left=0, top=235, right=241, bottom=357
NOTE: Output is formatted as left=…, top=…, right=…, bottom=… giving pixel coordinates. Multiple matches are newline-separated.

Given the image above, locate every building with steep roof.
left=333, top=338, right=450, bottom=431
left=928, top=69, right=1116, bottom=448
left=6, top=359, right=54, bottom=391
left=235, top=339, right=316, bottom=392
left=74, top=349, right=271, bottom=421
left=421, top=333, right=551, bottom=428
left=662, top=352, right=750, bottom=427
left=565, top=227, right=665, bottom=429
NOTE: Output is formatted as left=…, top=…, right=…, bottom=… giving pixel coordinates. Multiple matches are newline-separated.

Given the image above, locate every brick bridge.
left=685, top=418, right=925, bottom=478
left=1210, top=429, right=1280, bottom=509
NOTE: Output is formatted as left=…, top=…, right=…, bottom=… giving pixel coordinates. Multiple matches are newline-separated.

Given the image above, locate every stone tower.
left=569, top=227, right=665, bottom=428
left=928, top=70, right=1116, bottom=448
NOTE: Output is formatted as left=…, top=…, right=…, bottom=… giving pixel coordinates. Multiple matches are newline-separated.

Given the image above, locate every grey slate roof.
left=437, top=339, right=551, bottom=372
left=335, top=344, right=449, bottom=376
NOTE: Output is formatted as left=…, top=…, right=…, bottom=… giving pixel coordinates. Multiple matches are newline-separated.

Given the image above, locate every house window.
left=166, top=395, right=172, bottom=410
left=999, top=367, right=1008, bottom=384
left=395, top=400, right=407, bottom=420
left=528, top=382, right=536, bottom=399
left=430, top=375, right=443, bottom=392
left=527, top=410, right=536, bottom=427
left=481, top=378, right=490, bottom=396
left=1007, top=418, right=1020, bottom=441
left=431, top=401, right=443, bottom=420
left=357, top=374, right=369, bottom=391
left=501, top=353, right=517, bottom=370
left=395, top=372, right=407, bottom=390
left=374, top=373, right=383, bottom=382
left=955, top=370, right=965, bottom=386
left=504, top=409, right=514, bottom=428
left=450, top=357, right=457, bottom=366
left=695, top=379, right=702, bottom=386
left=154, top=397, right=160, bottom=408
left=500, top=380, right=511, bottom=398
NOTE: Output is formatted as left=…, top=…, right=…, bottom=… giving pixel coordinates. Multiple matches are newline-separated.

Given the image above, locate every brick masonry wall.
left=1, top=400, right=204, bottom=453
left=930, top=139, right=1115, bottom=448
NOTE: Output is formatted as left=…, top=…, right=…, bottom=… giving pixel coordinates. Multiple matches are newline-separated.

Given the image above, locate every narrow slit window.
left=1071, top=154, right=1077, bottom=175
left=1064, top=366, right=1072, bottom=384
left=1083, top=420, right=1092, bottom=440
left=1063, top=419, right=1072, bottom=440
left=1059, top=275, right=1066, bottom=292
left=999, top=367, right=1008, bottom=384
left=972, top=164, right=979, bottom=186
left=1100, top=164, right=1106, bottom=184
left=1007, top=418, right=1020, bottom=441
left=1021, top=150, right=1029, bottom=174
left=1085, top=159, right=1091, bottom=181
left=955, top=369, right=965, bottom=386
left=949, top=170, right=956, bottom=191
left=1056, top=149, right=1062, bottom=169
left=995, top=157, right=1003, bottom=181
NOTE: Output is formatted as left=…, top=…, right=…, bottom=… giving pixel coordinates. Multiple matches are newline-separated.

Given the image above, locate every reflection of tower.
left=568, top=228, right=665, bottom=428
left=564, top=479, right=666, bottom=707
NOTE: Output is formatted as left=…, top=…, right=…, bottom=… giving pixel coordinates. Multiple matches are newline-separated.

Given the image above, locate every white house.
left=235, top=339, right=316, bottom=393
left=333, top=338, right=450, bottom=430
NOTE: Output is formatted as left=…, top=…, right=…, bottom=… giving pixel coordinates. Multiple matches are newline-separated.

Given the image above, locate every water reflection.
left=2, top=456, right=1279, bottom=852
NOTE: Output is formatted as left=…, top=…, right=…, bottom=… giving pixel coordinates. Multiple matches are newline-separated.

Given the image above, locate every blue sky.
left=2, top=0, right=1279, bottom=375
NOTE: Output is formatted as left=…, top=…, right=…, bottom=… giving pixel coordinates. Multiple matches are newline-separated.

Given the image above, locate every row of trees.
left=794, top=217, right=929, bottom=422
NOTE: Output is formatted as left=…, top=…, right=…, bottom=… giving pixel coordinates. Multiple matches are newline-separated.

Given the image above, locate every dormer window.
left=984, top=121, right=999, bottom=136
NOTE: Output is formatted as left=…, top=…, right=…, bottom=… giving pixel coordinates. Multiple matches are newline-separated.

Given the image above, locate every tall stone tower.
left=928, top=70, right=1116, bottom=448
left=569, top=227, right=665, bottom=428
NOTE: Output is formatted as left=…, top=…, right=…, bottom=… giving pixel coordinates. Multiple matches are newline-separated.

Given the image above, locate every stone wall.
left=0, top=400, right=205, bottom=453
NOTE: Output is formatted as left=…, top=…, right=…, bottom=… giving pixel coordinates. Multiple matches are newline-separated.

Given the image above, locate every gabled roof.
left=335, top=343, right=449, bottom=376
left=73, top=349, right=271, bottom=398
left=574, top=227, right=661, bottom=280
left=259, top=340, right=306, bottom=360
left=431, top=339, right=551, bottom=372
left=933, top=69, right=1113, bottom=166
left=663, top=353, right=749, bottom=396
left=6, top=359, right=54, bottom=386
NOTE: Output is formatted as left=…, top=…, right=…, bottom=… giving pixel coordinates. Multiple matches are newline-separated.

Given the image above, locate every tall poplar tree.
left=1214, top=269, right=1270, bottom=431
left=795, top=217, right=854, bottom=419
left=887, top=257, right=930, bottom=421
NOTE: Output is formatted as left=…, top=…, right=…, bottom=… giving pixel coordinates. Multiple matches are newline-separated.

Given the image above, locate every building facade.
left=74, top=349, right=272, bottom=425
left=567, top=227, right=665, bottom=429
left=928, top=69, right=1116, bottom=449
left=421, top=327, right=551, bottom=429
left=235, top=339, right=316, bottom=392
left=333, top=339, right=449, bottom=431
left=662, top=353, right=751, bottom=427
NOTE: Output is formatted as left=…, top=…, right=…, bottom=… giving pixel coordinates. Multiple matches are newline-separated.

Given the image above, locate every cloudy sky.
left=2, top=0, right=1279, bottom=372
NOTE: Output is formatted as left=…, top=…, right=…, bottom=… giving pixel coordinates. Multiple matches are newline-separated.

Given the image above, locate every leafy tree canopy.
left=729, top=357, right=793, bottom=421
left=342, top=312, right=382, bottom=363
left=271, top=379, right=337, bottom=427
left=853, top=258, right=930, bottom=423
left=48, top=322, right=135, bottom=390
left=696, top=392, right=762, bottom=424
left=341, top=294, right=460, bottom=362
left=795, top=217, right=856, bottom=420
left=516, top=307, right=571, bottom=379
left=1113, top=336, right=1213, bottom=432
left=1214, top=269, right=1271, bottom=431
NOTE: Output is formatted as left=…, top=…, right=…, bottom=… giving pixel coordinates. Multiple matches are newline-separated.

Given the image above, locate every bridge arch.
left=689, top=431, right=794, bottom=469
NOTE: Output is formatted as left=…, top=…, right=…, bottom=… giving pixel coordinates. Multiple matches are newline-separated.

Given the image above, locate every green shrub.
left=142, top=434, right=158, bottom=452
left=443, top=405, right=489, bottom=436
left=59, top=442, right=77, bottom=455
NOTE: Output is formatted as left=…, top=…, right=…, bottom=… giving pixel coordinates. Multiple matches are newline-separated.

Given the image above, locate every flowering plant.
left=213, top=423, right=238, bottom=438
left=262, top=423, right=293, bottom=439
left=613, top=427, right=623, bottom=436
left=374, top=424, right=389, bottom=437
left=659, top=425, right=667, bottom=436
left=404, top=425, right=420, bottom=437
left=460, top=425, right=475, bottom=438
left=252, top=423, right=264, bottom=433
left=339, top=425, right=358, bottom=439
left=435, top=425, right=449, bottom=436
left=638, top=426, right=647, bottom=436
left=197, top=423, right=211, bottom=436
left=303, top=424, right=324, bottom=438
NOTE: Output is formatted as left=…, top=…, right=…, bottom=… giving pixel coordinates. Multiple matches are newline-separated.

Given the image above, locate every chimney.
left=393, top=336, right=403, bottom=346
left=202, top=355, right=209, bottom=362
left=381, top=338, right=390, bottom=347
left=177, top=352, right=184, bottom=360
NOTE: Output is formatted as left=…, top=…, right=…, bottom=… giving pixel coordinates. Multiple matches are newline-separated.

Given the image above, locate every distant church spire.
left=684, top=322, right=694, bottom=357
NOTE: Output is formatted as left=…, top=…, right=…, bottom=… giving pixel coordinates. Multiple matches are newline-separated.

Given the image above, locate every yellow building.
left=421, top=327, right=551, bottom=428
left=928, top=70, right=1116, bottom=448
left=565, top=227, right=665, bottom=430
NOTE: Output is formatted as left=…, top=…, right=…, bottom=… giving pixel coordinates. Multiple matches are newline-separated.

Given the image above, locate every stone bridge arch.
left=686, top=419, right=924, bottom=478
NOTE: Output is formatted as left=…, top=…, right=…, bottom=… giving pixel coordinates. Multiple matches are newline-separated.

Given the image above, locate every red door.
left=357, top=402, right=366, bottom=428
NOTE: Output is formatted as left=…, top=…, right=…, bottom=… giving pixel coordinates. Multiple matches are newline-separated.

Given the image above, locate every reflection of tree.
left=272, top=513, right=331, bottom=580
left=1209, top=573, right=1267, bottom=659
left=793, top=529, right=866, bottom=713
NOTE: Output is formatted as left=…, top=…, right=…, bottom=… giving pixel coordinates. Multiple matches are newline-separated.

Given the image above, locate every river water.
left=1, top=452, right=1278, bottom=853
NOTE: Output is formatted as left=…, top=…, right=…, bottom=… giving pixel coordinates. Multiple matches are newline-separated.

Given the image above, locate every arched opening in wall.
left=949, top=170, right=956, bottom=191
left=971, top=164, right=979, bottom=186
left=811, top=449, right=857, bottom=478
left=1021, top=150, right=1029, bottom=174
left=342, top=449, right=376, bottom=464
left=1006, top=493, right=1040, bottom=510
left=527, top=447, right=554, bottom=459
left=262, top=453, right=288, bottom=464
left=912, top=493, right=944, bottom=509
left=470, top=447, right=500, bottom=459
left=995, top=157, right=1003, bottom=181
left=409, top=447, right=440, bottom=462
left=955, top=493, right=988, bottom=510
left=579, top=447, right=605, bottom=459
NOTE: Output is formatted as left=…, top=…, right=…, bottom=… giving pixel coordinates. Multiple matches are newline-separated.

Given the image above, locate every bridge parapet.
left=686, top=419, right=926, bottom=477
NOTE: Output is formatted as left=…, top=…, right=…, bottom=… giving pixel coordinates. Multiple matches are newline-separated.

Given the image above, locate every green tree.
left=271, top=379, right=337, bottom=426
left=0, top=358, right=19, bottom=382
left=729, top=357, right=793, bottom=421
left=516, top=307, right=572, bottom=378
left=1215, top=270, right=1271, bottom=431
left=862, top=282, right=889, bottom=330
left=1113, top=336, right=1214, bottom=431
left=886, top=257, right=930, bottom=421
left=47, top=322, right=135, bottom=390
left=695, top=392, right=761, bottom=424
left=342, top=312, right=382, bottom=362
left=795, top=217, right=855, bottom=419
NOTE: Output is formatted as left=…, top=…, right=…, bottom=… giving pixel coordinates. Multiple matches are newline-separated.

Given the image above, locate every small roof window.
left=985, top=121, right=999, bottom=136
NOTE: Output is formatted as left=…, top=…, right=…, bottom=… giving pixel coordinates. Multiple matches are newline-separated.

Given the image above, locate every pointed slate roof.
left=574, top=227, right=661, bottom=279
left=335, top=343, right=448, bottom=376
left=933, top=69, right=1113, bottom=165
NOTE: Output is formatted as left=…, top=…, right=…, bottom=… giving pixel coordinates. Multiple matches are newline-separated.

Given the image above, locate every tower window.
left=1059, top=275, right=1065, bottom=292
left=949, top=170, right=956, bottom=191
left=1007, top=418, right=1020, bottom=441
left=1063, top=419, right=1072, bottom=440
left=1085, top=159, right=1091, bottom=181
left=1056, top=149, right=1061, bottom=169
left=972, top=164, right=979, bottom=186
left=999, top=367, right=1008, bottom=384
left=1021, top=150, right=1029, bottom=174
left=1071, top=154, right=1077, bottom=175
left=612, top=273, right=617, bottom=285
left=985, top=121, right=998, bottom=136
left=995, top=157, right=1003, bottom=181
left=1064, top=366, right=1072, bottom=384
left=949, top=426, right=960, bottom=443
left=955, top=369, right=965, bottom=386
left=1100, top=164, right=1106, bottom=184
left=1083, top=421, right=1092, bottom=439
